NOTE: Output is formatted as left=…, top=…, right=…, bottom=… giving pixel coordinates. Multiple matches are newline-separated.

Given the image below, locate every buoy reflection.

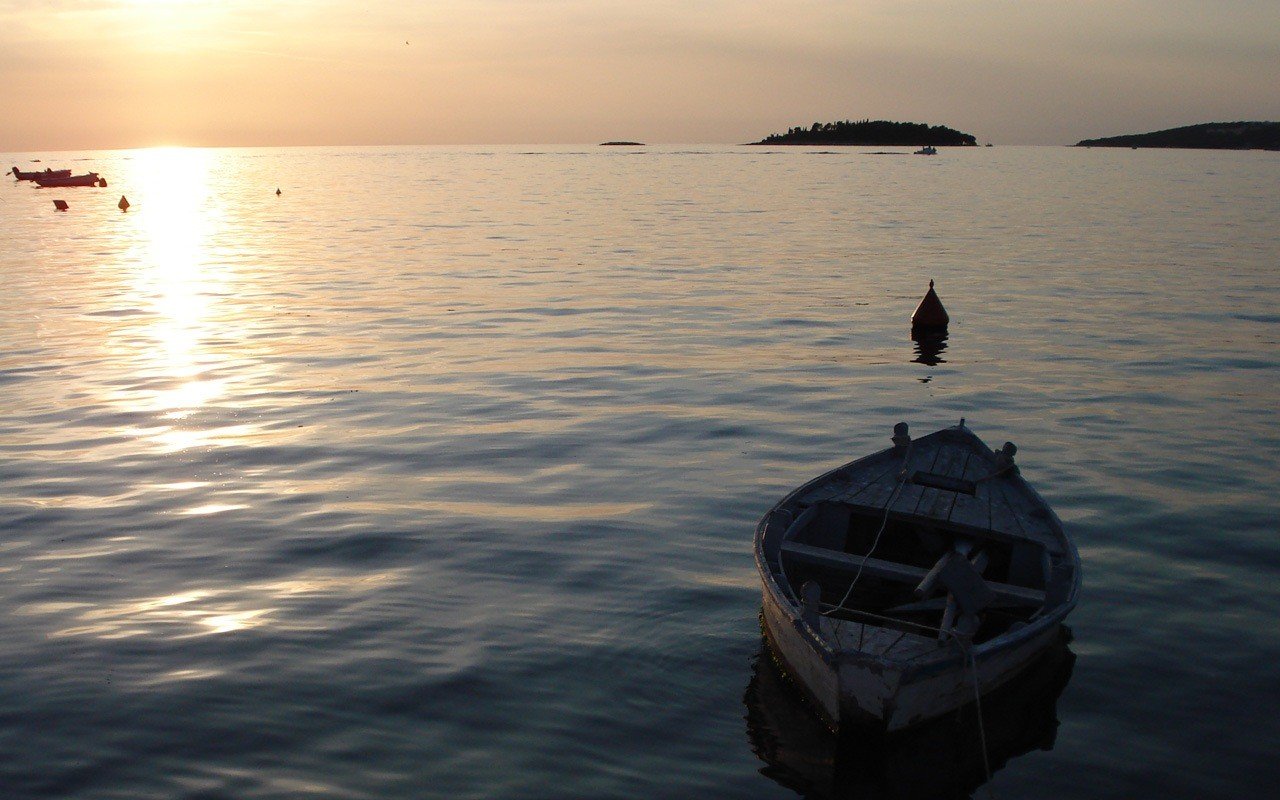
left=911, top=328, right=949, bottom=367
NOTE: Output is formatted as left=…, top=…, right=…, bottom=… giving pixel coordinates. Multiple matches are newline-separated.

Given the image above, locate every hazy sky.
left=2, top=1, right=1277, bottom=150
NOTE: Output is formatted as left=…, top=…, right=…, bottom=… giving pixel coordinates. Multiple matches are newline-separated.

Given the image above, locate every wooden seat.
left=780, top=540, right=1046, bottom=607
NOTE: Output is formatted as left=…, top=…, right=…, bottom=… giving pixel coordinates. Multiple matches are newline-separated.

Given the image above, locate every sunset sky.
left=2, top=1, right=1277, bottom=150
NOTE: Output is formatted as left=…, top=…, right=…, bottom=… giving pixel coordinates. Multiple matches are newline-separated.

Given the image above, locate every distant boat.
left=914, top=146, right=938, bottom=155
left=33, top=172, right=105, bottom=188
left=12, top=166, right=71, bottom=181
left=754, top=420, right=1080, bottom=732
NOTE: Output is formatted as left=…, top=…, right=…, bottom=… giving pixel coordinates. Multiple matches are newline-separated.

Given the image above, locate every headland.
left=1075, top=121, right=1279, bottom=150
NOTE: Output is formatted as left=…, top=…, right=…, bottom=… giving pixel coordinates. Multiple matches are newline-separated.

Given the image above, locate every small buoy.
left=53, top=199, right=68, bottom=211
left=98, top=178, right=108, bottom=188
left=118, top=195, right=130, bottom=212
left=275, top=187, right=281, bottom=196
left=910, top=279, right=949, bottom=331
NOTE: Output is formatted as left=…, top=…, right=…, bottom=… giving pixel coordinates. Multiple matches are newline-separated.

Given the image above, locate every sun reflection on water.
left=113, top=148, right=249, bottom=450
left=36, top=569, right=408, bottom=640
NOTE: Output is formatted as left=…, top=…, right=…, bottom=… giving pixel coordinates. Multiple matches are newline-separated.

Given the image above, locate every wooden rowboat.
left=12, top=166, right=71, bottom=181
left=33, top=172, right=105, bottom=188
left=754, top=420, right=1080, bottom=732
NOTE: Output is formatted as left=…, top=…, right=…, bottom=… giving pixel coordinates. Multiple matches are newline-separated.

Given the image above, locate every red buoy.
left=911, top=279, right=949, bottom=330
left=118, top=195, right=130, bottom=212
left=52, top=199, right=68, bottom=211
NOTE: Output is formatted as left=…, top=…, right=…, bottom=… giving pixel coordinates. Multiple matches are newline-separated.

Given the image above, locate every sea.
left=1, top=144, right=1277, bottom=799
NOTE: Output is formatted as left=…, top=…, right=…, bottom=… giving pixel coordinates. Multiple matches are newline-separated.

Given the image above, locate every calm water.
left=1, top=145, right=1278, bottom=799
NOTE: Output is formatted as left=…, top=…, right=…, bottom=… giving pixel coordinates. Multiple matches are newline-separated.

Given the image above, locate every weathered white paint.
left=761, top=584, right=840, bottom=726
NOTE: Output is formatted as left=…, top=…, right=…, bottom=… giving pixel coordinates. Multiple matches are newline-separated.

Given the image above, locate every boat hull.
left=760, top=582, right=1065, bottom=732
left=34, top=173, right=101, bottom=187
left=13, top=167, right=71, bottom=181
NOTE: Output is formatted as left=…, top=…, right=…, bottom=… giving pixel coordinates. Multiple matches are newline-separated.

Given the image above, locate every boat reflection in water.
left=744, top=626, right=1075, bottom=799
left=910, top=329, right=949, bottom=367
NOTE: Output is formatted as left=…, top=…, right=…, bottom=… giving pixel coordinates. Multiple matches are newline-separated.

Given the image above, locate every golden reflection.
left=140, top=668, right=226, bottom=685
left=179, top=503, right=249, bottom=516
left=47, top=569, right=406, bottom=640
left=334, top=496, right=652, bottom=521
left=155, top=481, right=211, bottom=491
left=201, top=610, right=269, bottom=634
left=135, top=148, right=216, bottom=386
left=114, top=147, right=245, bottom=450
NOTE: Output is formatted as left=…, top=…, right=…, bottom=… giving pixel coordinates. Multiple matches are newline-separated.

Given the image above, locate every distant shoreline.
left=1076, top=121, right=1279, bottom=150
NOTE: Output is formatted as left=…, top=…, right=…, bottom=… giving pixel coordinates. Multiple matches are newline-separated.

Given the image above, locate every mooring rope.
left=954, top=636, right=996, bottom=797
left=821, top=442, right=914, bottom=617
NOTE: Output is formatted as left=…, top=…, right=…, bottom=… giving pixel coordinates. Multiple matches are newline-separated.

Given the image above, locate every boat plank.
left=814, top=459, right=899, bottom=505
left=949, top=449, right=991, bottom=529
left=822, top=619, right=942, bottom=660
left=913, top=442, right=968, bottom=520
left=888, top=439, right=942, bottom=515
left=996, top=479, right=1063, bottom=550
left=779, top=540, right=1046, bottom=606
left=849, top=439, right=941, bottom=511
left=989, top=482, right=1063, bottom=554
left=782, top=540, right=928, bottom=582
left=839, top=466, right=904, bottom=510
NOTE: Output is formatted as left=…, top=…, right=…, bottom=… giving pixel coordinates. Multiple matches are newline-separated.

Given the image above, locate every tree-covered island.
left=751, top=119, right=977, bottom=146
left=1076, top=121, right=1280, bottom=150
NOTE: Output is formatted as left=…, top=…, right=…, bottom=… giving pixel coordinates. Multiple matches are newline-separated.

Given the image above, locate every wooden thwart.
left=780, top=540, right=1045, bottom=607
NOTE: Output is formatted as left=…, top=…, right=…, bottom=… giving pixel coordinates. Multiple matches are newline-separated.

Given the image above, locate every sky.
left=1, top=0, right=1277, bottom=150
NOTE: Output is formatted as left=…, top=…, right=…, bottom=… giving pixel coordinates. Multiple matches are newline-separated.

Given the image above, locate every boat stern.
left=837, top=655, right=905, bottom=730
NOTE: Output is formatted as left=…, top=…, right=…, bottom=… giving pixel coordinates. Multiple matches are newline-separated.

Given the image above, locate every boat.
left=12, top=166, right=71, bottom=181
left=33, top=172, right=105, bottom=188
left=754, top=420, right=1080, bottom=733
left=913, top=146, right=938, bottom=155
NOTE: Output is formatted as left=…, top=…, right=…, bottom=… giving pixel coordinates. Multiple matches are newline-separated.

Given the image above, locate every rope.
left=954, top=636, right=996, bottom=798
left=821, top=442, right=914, bottom=618
left=815, top=603, right=944, bottom=638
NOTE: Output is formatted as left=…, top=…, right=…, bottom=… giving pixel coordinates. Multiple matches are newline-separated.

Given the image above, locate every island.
left=750, top=119, right=977, bottom=147
left=599, top=141, right=645, bottom=146
left=1075, top=121, right=1279, bottom=150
